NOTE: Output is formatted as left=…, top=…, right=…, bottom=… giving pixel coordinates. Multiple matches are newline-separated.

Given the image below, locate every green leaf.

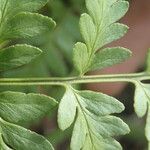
left=86, top=0, right=129, bottom=26
left=0, top=0, right=50, bottom=41
left=96, top=23, right=128, bottom=50
left=58, top=86, right=77, bottom=130
left=58, top=86, right=130, bottom=149
left=0, top=118, right=54, bottom=150
left=0, top=0, right=48, bottom=19
left=108, top=1, right=129, bottom=24
left=73, top=42, right=90, bottom=75
left=70, top=112, right=87, bottom=150
left=134, top=82, right=150, bottom=149
left=0, top=91, right=57, bottom=125
left=145, top=106, right=150, bottom=142
left=85, top=0, right=129, bottom=51
left=1, top=12, right=56, bottom=40
left=134, top=82, right=148, bottom=117
left=79, top=13, right=96, bottom=52
left=82, top=136, right=122, bottom=150
left=73, top=0, right=130, bottom=75
left=77, top=90, right=125, bottom=115
left=143, top=49, right=150, bottom=150
left=0, top=44, right=42, bottom=71
left=145, top=106, right=150, bottom=150
left=0, top=134, right=13, bottom=150
left=85, top=0, right=115, bottom=26
left=90, top=47, right=132, bottom=71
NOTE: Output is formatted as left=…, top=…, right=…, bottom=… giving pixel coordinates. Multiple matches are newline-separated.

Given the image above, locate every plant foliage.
left=73, top=0, right=131, bottom=75
left=0, top=0, right=57, bottom=149
left=0, top=0, right=150, bottom=150
left=133, top=50, right=150, bottom=149
left=58, top=86, right=130, bottom=150
left=58, top=0, right=131, bottom=149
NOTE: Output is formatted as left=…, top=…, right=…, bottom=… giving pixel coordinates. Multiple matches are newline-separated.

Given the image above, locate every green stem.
left=0, top=72, right=149, bottom=86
